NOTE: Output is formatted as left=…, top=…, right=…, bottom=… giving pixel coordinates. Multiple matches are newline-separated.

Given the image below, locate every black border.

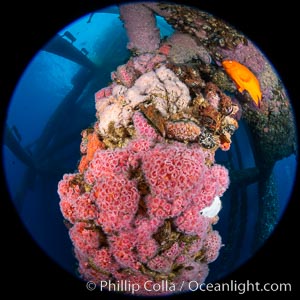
left=1, top=0, right=299, bottom=298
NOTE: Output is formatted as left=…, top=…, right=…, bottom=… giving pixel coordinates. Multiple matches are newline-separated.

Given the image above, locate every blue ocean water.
left=1, top=5, right=297, bottom=283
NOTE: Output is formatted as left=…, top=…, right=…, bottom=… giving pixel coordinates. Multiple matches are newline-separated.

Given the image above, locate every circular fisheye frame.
left=2, top=2, right=297, bottom=297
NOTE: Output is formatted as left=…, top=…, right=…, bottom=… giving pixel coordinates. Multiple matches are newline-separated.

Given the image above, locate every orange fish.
left=222, top=60, right=262, bottom=107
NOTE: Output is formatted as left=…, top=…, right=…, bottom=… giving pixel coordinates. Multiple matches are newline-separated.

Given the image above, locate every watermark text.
left=86, top=279, right=292, bottom=295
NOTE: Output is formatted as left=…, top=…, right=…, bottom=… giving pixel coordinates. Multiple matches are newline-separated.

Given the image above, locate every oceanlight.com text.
left=86, top=279, right=292, bottom=295
left=189, top=280, right=292, bottom=294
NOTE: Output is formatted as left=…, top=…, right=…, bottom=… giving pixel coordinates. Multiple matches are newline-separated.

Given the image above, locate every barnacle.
left=198, top=104, right=222, bottom=133
left=219, top=93, right=234, bottom=116
left=139, top=104, right=166, bottom=137
left=198, top=129, right=218, bottom=149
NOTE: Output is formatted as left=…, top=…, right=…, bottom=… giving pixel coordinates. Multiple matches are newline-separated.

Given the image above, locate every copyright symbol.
left=86, top=281, right=97, bottom=291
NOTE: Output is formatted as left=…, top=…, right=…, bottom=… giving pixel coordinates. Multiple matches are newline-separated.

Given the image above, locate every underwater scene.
left=2, top=2, right=298, bottom=297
